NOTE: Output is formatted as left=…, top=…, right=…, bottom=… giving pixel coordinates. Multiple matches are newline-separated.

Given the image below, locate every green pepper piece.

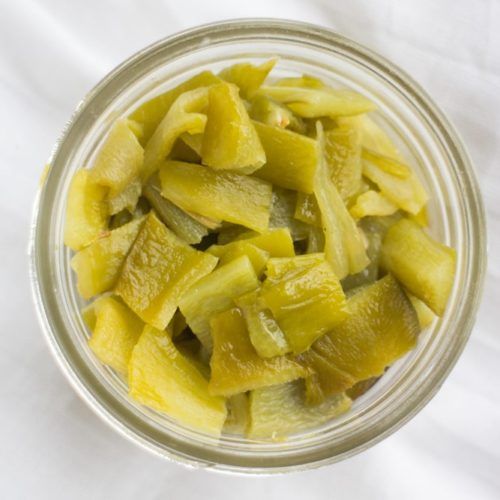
left=313, top=274, right=420, bottom=383
left=159, top=160, right=272, bottom=233
left=179, top=255, right=259, bottom=350
left=249, top=95, right=306, bottom=133
left=256, top=85, right=376, bottom=118
left=213, top=241, right=270, bottom=276
left=88, top=296, right=143, bottom=375
left=143, top=87, right=209, bottom=180
left=224, top=393, right=250, bottom=435
left=260, top=260, right=348, bottom=354
left=64, top=170, right=108, bottom=251
left=381, top=218, right=456, bottom=315
left=362, top=149, right=428, bottom=215
left=297, top=349, right=356, bottom=405
left=294, top=192, right=322, bottom=227
left=253, top=121, right=318, bottom=193
left=71, top=216, right=145, bottom=300
left=129, top=325, right=227, bottom=435
left=247, top=381, right=351, bottom=440
left=269, top=187, right=309, bottom=240
left=209, top=228, right=295, bottom=265
left=89, top=119, right=144, bottom=202
left=324, top=124, right=362, bottom=200
left=264, top=253, right=325, bottom=281
left=315, top=123, right=369, bottom=279
left=107, top=178, right=142, bottom=215
left=116, top=212, right=218, bottom=329
left=235, top=290, right=290, bottom=358
left=143, top=181, right=208, bottom=244
left=219, top=58, right=276, bottom=99
left=209, top=308, right=306, bottom=397
left=200, top=82, right=266, bottom=173
left=306, top=226, right=325, bottom=254
left=349, top=190, right=398, bottom=219
left=129, top=70, right=220, bottom=145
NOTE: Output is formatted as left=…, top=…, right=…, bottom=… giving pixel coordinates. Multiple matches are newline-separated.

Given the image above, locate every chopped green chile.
left=256, top=85, right=376, bottom=118
left=269, top=187, right=309, bottom=240
left=381, top=218, right=456, bottom=315
left=129, top=70, right=220, bottom=145
left=201, top=82, right=266, bottom=173
left=143, top=87, right=209, bottom=180
left=219, top=58, right=276, bottom=99
left=209, top=308, right=306, bottom=397
left=63, top=58, right=455, bottom=439
left=159, top=160, right=272, bottom=233
left=314, top=123, right=369, bottom=279
left=253, top=121, right=318, bottom=193
left=235, top=290, right=290, bottom=358
left=143, top=181, right=208, bottom=244
left=179, top=255, right=259, bottom=350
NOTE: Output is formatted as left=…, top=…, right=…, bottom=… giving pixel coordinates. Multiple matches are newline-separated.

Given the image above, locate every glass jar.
left=29, top=19, right=486, bottom=473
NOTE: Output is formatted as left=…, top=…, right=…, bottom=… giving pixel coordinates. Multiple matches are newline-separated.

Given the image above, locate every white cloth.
left=0, top=0, right=499, bottom=498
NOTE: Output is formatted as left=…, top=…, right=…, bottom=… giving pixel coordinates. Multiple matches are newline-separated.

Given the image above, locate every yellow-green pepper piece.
left=169, top=137, right=202, bottom=163
left=235, top=290, right=290, bottom=358
left=294, top=192, right=322, bottom=227
left=381, top=218, right=456, bottom=315
left=179, top=255, right=259, bottom=350
left=349, top=190, right=398, bottom=219
left=89, top=119, right=144, bottom=200
left=143, top=181, right=208, bottom=244
left=107, top=178, right=142, bottom=215
left=346, top=377, right=380, bottom=400
left=306, top=226, right=325, bottom=254
left=128, top=325, right=227, bottom=435
left=339, top=115, right=400, bottom=158
left=159, top=160, right=272, bottom=232
left=253, top=121, right=318, bottom=193
left=129, top=70, right=220, bottom=145
left=313, top=274, right=420, bottom=383
left=143, top=87, right=209, bottom=180
left=88, top=296, right=143, bottom=375
left=64, top=169, right=108, bottom=251
left=71, top=216, right=145, bottom=300
left=201, top=82, right=266, bottom=173
left=260, top=260, right=348, bottom=354
left=408, top=293, right=435, bottom=328
left=249, top=95, right=306, bottom=133
left=209, top=228, right=295, bottom=264
left=324, top=125, right=362, bottom=200
left=298, top=349, right=356, bottom=405
left=209, top=308, right=306, bottom=397
left=315, top=124, right=369, bottom=278
left=256, top=85, right=376, bottom=118
left=224, top=393, right=250, bottom=435
left=219, top=58, right=276, bottom=99
left=340, top=217, right=383, bottom=291
left=264, top=253, right=325, bottom=281
left=362, top=149, right=428, bottom=215
left=274, top=74, right=325, bottom=89
left=212, top=241, right=270, bottom=276
left=116, top=213, right=218, bottom=329
left=269, top=188, right=309, bottom=240
left=247, top=381, right=351, bottom=440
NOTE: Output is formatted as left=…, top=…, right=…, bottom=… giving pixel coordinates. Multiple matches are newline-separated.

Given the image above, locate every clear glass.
left=29, top=19, right=486, bottom=473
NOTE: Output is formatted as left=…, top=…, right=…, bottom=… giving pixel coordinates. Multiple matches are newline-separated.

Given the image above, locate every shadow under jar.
left=30, top=19, right=486, bottom=473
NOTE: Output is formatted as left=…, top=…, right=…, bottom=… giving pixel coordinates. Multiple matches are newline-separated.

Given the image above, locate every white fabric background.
left=1, top=1, right=499, bottom=498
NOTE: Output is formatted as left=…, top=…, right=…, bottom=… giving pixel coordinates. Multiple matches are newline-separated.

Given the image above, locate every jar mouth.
left=30, top=18, right=487, bottom=473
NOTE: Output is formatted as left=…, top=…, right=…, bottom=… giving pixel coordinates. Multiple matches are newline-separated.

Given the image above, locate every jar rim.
left=29, top=18, right=487, bottom=474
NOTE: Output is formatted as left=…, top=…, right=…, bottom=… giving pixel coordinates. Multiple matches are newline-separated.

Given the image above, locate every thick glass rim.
left=29, top=18, right=486, bottom=474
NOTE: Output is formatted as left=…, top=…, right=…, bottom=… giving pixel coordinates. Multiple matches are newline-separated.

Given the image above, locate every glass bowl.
left=29, top=18, right=486, bottom=473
